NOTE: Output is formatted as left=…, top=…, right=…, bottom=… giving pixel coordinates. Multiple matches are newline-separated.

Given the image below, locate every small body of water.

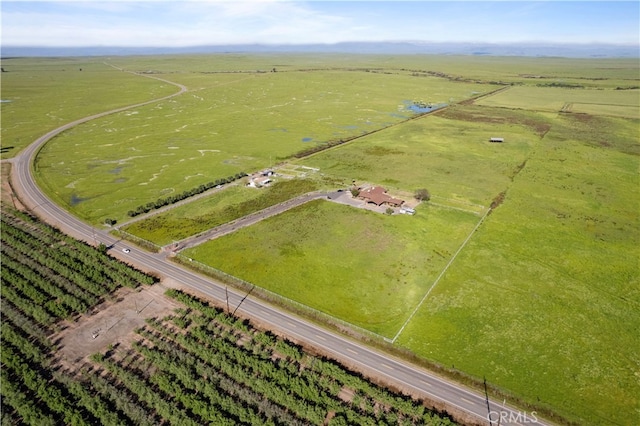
left=301, top=137, right=313, bottom=142
left=70, top=194, right=91, bottom=206
left=108, top=166, right=123, bottom=175
left=403, top=100, right=447, bottom=113
left=0, top=100, right=12, bottom=103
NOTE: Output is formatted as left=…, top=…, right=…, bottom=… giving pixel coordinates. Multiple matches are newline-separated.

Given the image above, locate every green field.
left=32, top=62, right=495, bottom=224
left=297, top=104, right=542, bottom=206
left=396, top=118, right=639, bottom=425
left=122, top=178, right=319, bottom=246
left=0, top=58, right=177, bottom=159
left=476, top=85, right=639, bottom=118
left=6, top=54, right=640, bottom=424
left=183, top=199, right=480, bottom=337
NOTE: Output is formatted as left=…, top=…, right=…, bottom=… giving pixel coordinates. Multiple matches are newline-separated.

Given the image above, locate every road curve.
left=8, top=69, right=551, bottom=426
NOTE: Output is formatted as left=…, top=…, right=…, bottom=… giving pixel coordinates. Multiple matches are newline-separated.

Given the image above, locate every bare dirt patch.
left=51, top=278, right=184, bottom=372
left=1, top=162, right=26, bottom=210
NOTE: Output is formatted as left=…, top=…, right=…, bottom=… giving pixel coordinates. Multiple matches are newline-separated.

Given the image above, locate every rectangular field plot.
left=476, top=86, right=640, bottom=118
left=121, top=179, right=318, bottom=246
left=570, top=102, right=639, bottom=118
left=182, top=200, right=480, bottom=338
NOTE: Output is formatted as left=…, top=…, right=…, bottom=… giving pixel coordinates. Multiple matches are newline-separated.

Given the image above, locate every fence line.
left=391, top=206, right=492, bottom=343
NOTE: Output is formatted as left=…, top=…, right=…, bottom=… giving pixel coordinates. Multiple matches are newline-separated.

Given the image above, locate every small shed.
left=489, top=137, right=504, bottom=143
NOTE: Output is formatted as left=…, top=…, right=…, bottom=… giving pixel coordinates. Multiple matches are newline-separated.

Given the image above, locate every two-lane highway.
left=8, top=70, right=550, bottom=426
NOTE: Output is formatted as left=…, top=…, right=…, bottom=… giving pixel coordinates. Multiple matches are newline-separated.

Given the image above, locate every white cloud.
left=1, top=1, right=638, bottom=47
left=1, top=1, right=357, bottom=46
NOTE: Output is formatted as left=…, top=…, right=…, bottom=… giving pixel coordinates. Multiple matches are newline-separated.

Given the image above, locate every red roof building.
left=358, top=186, right=404, bottom=207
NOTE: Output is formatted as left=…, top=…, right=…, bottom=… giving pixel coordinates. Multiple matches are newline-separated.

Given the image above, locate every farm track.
left=162, top=188, right=409, bottom=252
left=7, top=65, right=551, bottom=426
left=460, top=85, right=511, bottom=105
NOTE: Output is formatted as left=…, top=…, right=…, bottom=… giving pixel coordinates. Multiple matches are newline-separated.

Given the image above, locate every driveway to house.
left=169, top=189, right=402, bottom=252
left=170, top=191, right=330, bottom=251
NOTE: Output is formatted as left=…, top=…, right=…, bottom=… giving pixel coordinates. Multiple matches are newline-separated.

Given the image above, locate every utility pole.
left=484, top=376, right=493, bottom=426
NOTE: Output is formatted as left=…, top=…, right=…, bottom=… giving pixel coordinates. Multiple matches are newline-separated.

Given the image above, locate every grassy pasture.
left=477, top=85, right=639, bottom=118
left=396, top=115, right=640, bottom=424
left=297, top=104, right=543, bottom=206
left=106, top=52, right=380, bottom=73
left=182, top=199, right=480, bottom=337
left=423, top=56, right=640, bottom=88
left=0, top=57, right=176, bottom=158
left=106, top=54, right=640, bottom=89
left=33, top=66, right=494, bottom=224
left=122, top=178, right=319, bottom=246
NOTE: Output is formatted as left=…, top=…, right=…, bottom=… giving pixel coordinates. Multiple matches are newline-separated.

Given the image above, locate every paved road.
left=8, top=71, right=551, bottom=426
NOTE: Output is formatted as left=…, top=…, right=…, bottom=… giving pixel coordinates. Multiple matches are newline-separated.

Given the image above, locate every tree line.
left=0, top=206, right=158, bottom=425
left=125, top=172, right=247, bottom=219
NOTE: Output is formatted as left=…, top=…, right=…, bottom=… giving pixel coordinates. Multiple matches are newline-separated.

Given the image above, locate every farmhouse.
left=358, top=186, right=404, bottom=207
left=247, top=175, right=273, bottom=188
left=489, top=137, right=504, bottom=143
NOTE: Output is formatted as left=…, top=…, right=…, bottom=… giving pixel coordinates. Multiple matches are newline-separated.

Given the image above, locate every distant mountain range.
left=2, top=41, right=638, bottom=58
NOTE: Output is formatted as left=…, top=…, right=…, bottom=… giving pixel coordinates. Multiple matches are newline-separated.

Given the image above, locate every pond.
left=403, top=99, right=447, bottom=113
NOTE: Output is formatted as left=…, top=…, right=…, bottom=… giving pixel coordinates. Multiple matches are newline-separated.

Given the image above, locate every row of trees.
left=0, top=207, right=160, bottom=424
left=126, top=172, right=247, bottom=218
left=119, top=289, right=457, bottom=425
left=0, top=212, right=155, bottom=324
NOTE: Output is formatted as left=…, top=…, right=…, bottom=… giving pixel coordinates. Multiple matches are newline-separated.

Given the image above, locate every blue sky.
left=2, top=1, right=638, bottom=47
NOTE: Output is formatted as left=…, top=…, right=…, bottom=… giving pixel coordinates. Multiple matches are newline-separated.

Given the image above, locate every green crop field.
left=5, top=54, right=639, bottom=425
left=396, top=114, right=639, bottom=425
